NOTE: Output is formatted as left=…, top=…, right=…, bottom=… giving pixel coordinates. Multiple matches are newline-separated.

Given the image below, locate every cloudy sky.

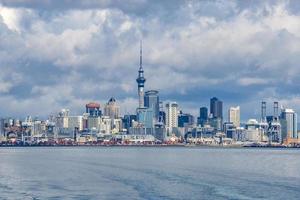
left=1, top=0, right=300, bottom=121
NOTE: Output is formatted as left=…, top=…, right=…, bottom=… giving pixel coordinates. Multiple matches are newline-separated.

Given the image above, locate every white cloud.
left=0, top=1, right=300, bottom=120
left=0, top=5, right=20, bottom=32
left=238, top=77, right=270, bottom=86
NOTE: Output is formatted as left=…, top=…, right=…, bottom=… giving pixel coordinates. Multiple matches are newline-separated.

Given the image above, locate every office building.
left=144, top=90, right=159, bottom=122
left=228, top=106, right=240, bottom=127
left=137, top=107, right=154, bottom=129
left=178, top=111, right=194, bottom=128
left=87, top=116, right=101, bottom=131
left=197, top=107, right=208, bottom=127
left=86, top=102, right=101, bottom=117
left=210, top=97, right=223, bottom=118
left=223, top=122, right=236, bottom=138
left=68, top=116, right=83, bottom=132
left=210, top=97, right=223, bottom=131
left=104, top=97, right=120, bottom=119
left=281, top=108, right=298, bottom=144
left=166, top=102, right=178, bottom=129
left=123, top=115, right=137, bottom=132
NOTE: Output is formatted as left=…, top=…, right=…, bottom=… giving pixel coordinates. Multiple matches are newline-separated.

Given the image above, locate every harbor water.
left=0, top=147, right=300, bottom=200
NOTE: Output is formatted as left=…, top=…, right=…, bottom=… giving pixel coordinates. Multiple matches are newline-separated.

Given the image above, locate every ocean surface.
left=0, top=147, right=299, bottom=200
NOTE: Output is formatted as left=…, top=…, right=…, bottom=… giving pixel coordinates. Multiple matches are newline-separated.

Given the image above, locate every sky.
left=1, top=0, right=300, bottom=121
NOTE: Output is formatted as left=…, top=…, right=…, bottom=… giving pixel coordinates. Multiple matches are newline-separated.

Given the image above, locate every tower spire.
left=136, top=40, right=146, bottom=108
left=140, top=40, right=142, bottom=69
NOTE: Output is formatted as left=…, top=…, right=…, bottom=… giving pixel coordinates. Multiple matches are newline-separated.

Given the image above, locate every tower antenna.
left=140, top=40, right=142, bottom=69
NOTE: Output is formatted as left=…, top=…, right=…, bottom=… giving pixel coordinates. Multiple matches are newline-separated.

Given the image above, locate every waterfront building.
left=153, top=123, right=167, bottom=141
left=0, top=119, right=5, bottom=136
left=280, top=108, right=298, bottom=144
left=228, top=106, right=240, bottom=128
left=166, top=102, right=178, bottom=134
left=245, top=119, right=261, bottom=142
left=235, top=127, right=246, bottom=141
left=104, top=97, right=120, bottom=119
left=32, top=120, right=44, bottom=136
left=223, top=122, right=236, bottom=138
left=144, top=90, right=159, bottom=122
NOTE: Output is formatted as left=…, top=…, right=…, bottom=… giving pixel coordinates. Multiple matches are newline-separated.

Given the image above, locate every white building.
left=245, top=119, right=261, bottom=142
left=165, top=102, right=178, bottom=134
left=56, top=109, right=69, bottom=129
left=228, top=106, right=240, bottom=127
left=100, top=116, right=111, bottom=134
left=68, top=116, right=83, bottom=132
left=32, top=120, right=45, bottom=136
left=87, top=116, right=101, bottom=131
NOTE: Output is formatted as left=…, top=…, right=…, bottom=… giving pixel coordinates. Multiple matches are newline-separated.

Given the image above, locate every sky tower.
left=136, top=41, right=146, bottom=108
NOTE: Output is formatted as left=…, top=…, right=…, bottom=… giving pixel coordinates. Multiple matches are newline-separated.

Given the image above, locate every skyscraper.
left=228, top=106, right=240, bottom=127
left=104, top=97, right=120, bottom=119
left=210, top=97, right=223, bottom=130
left=86, top=102, right=101, bottom=117
left=280, top=108, right=298, bottom=144
left=197, top=107, right=208, bottom=126
left=210, top=97, right=223, bottom=118
left=136, top=41, right=146, bottom=108
left=144, top=90, right=159, bottom=122
left=137, top=108, right=154, bottom=129
left=165, top=102, right=178, bottom=129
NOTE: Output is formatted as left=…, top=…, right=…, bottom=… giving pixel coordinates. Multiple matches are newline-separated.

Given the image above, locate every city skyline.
left=1, top=0, right=300, bottom=121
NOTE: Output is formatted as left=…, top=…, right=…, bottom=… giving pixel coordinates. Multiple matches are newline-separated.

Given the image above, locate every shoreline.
left=0, top=144, right=299, bottom=149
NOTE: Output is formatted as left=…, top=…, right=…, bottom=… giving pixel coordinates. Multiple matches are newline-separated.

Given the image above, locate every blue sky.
left=1, top=0, right=300, bottom=121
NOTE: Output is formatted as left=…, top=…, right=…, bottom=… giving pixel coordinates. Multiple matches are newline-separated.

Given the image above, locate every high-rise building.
left=137, top=107, right=154, bottom=129
left=123, top=115, right=137, bottom=132
left=280, top=108, right=298, bottom=144
left=136, top=41, right=146, bottom=108
left=210, top=97, right=223, bottom=118
left=178, top=111, right=194, bottom=128
left=100, top=116, right=112, bottom=134
left=56, top=109, right=69, bottom=129
left=104, top=97, right=120, bottom=119
left=87, top=116, right=101, bottom=131
left=68, top=116, right=83, bottom=132
left=86, top=102, right=101, bottom=117
left=228, top=106, right=240, bottom=127
left=144, top=90, right=159, bottom=122
left=0, top=119, right=5, bottom=136
left=197, top=107, right=208, bottom=126
left=210, top=97, right=223, bottom=130
left=165, top=102, right=178, bottom=129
